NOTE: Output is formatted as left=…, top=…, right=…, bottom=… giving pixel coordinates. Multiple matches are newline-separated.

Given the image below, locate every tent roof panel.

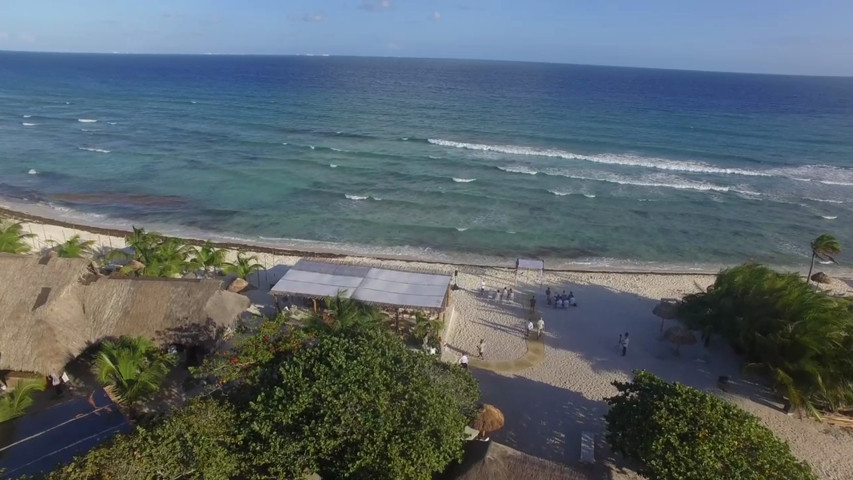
left=270, top=260, right=451, bottom=309
left=517, top=258, right=545, bottom=270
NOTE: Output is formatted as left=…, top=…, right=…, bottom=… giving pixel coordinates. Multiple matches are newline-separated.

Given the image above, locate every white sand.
left=15, top=220, right=853, bottom=479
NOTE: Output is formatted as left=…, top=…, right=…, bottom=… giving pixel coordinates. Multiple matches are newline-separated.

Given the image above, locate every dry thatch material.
left=440, top=441, right=593, bottom=480
left=0, top=254, right=249, bottom=375
left=470, top=404, right=505, bottom=434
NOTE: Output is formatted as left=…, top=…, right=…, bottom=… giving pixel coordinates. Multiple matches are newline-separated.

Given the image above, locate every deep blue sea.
left=1, top=52, right=852, bottom=269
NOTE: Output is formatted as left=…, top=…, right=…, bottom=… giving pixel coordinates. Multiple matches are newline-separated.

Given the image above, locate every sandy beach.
left=5, top=210, right=853, bottom=480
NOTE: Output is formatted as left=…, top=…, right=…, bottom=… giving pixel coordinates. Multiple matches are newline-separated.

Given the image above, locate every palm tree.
left=413, top=312, right=443, bottom=343
left=49, top=234, right=95, bottom=258
left=309, top=294, right=384, bottom=333
left=189, top=241, right=225, bottom=277
left=224, top=251, right=262, bottom=279
left=0, top=379, right=46, bottom=423
left=0, top=220, right=35, bottom=254
left=94, top=336, right=175, bottom=406
left=808, top=234, right=841, bottom=283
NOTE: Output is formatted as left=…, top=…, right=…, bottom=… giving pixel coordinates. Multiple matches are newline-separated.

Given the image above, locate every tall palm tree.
left=808, top=234, right=841, bottom=283
left=309, top=294, right=384, bottom=333
left=0, top=220, right=35, bottom=254
left=189, top=241, right=225, bottom=277
left=224, top=251, right=262, bottom=279
left=49, top=234, right=95, bottom=258
left=0, top=379, right=45, bottom=423
left=94, top=336, right=175, bottom=406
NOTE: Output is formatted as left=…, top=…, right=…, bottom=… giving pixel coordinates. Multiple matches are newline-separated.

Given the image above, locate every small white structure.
left=515, top=257, right=544, bottom=285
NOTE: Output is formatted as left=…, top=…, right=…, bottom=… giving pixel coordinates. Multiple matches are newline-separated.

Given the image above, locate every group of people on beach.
left=526, top=317, right=545, bottom=338
left=545, top=287, right=576, bottom=308
left=479, top=281, right=515, bottom=302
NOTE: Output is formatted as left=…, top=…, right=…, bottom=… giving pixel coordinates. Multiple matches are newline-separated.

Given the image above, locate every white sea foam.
left=22, top=115, right=32, bottom=118
left=329, top=164, right=338, bottom=168
left=345, top=194, right=368, bottom=200
left=805, top=197, right=844, bottom=204
left=107, top=122, right=117, bottom=125
left=191, top=100, right=198, bottom=104
left=28, top=169, right=38, bottom=175
left=78, top=147, right=111, bottom=153
left=819, top=180, right=853, bottom=187
left=548, top=171, right=731, bottom=193
left=548, top=190, right=570, bottom=196
left=401, top=137, right=409, bottom=141
left=452, top=178, right=476, bottom=183
left=583, top=194, right=596, bottom=198
left=371, top=196, right=382, bottom=201
left=429, top=138, right=769, bottom=177
left=428, top=155, right=441, bottom=159
left=331, top=147, right=346, bottom=152
left=309, top=145, right=315, bottom=150
left=77, top=118, right=97, bottom=123
left=497, top=165, right=538, bottom=175
left=456, top=227, right=468, bottom=232
left=22, top=122, right=37, bottom=126
left=821, top=215, right=838, bottom=220
left=282, top=142, right=288, bottom=145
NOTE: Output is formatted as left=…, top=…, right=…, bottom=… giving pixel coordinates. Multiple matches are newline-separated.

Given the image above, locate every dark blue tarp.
left=0, top=388, right=132, bottom=479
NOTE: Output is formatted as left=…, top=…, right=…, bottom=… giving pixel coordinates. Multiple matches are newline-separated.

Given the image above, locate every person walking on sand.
left=497, top=288, right=502, bottom=301
left=526, top=320, right=534, bottom=338
left=536, top=318, right=545, bottom=338
left=529, top=294, right=536, bottom=313
left=546, top=287, right=552, bottom=305
left=508, top=287, right=513, bottom=301
left=621, top=332, right=630, bottom=356
left=479, top=280, right=485, bottom=296
left=502, top=286, right=508, bottom=301
left=459, top=354, right=469, bottom=370
left=477, top=339, right=486, bottom=359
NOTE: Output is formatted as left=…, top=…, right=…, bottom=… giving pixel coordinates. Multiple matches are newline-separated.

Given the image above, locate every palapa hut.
left=0, top=254, right=249, bottom=377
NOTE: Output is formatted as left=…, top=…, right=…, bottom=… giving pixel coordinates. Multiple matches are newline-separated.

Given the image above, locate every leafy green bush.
left=605, top=371, right=816, bottom=480
left=42, top=398, right=244, bottom=480
left=680, top=263, right=853, bottom=415
left=241, top=326, right=480, bottom=480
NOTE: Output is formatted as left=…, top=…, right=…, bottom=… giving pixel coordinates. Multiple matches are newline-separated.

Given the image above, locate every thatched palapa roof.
left=0, top=254, right=249, bottom=375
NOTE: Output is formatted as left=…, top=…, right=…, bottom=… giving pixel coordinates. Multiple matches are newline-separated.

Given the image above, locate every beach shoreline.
left=2, top=199, right=849, bottom=278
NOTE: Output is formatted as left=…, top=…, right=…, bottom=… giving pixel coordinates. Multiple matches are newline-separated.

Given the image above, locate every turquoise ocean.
left=1, top=52, right=852, bottom=270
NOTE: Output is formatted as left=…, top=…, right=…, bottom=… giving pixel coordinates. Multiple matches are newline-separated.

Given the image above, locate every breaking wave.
left=497, top=165, right=538, bottom=175
left=452, top=178, right=476, bottom=183
left=77, top=118, right=98, bottom=123
left=78, top=147, right=111, bottom=154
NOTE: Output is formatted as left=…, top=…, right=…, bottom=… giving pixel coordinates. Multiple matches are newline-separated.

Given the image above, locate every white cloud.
left=302, top=13, right=327, bottom=22
left=360, top=0, right=393, bottom=12
left=18, top=33, right=36, bottom=43
left=432, top=11, right=441, bottom=21
left=387, top=41, right=401, bottom=50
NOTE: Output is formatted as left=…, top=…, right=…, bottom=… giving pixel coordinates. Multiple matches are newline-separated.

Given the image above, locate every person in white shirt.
left=459, top=354, right=469, bottom=369
left=477, top=339, right=486, bottom=359
left=536, top=318, right=545, bottom=338
left=621, top=332, right=630, bottom=356
left=527, top=320, right=534, bottom=337
left=479, top=280, right=485, bottom=296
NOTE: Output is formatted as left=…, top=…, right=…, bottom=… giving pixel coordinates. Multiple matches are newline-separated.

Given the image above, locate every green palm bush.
left=807, top=233, right=841, bottom=282
left=94, top=336, right=175, bottom=406
left=189, top=241, right=225, bottom=277
left=0, top=379, right=46, bottom=423
left=223, top=251, right=261, bottom=279
left=50, top=234, right=95, bottom=258
left=0, top=220, right=35, bottom=253
left=680, top=263, right=853, bottom=417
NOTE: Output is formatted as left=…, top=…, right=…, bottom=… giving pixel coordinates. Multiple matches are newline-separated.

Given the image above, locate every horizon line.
left=1, top=49, right=851, bottom=79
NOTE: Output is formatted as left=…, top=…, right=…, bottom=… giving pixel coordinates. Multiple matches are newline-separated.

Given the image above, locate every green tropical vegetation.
left=679, top=263, right=853, bottom=417
left=188, top=240, right=225, bottom=276
left=413, top=311, right=444, bottom=345
left=39, top=398, right=244, bottom=480
left=0, top=379, right=45, bottom=424
left=49, top=234, right=95, bottom=258
left=308, top=294, right=385, bottom=334
left=605, top=370, right=816, bottom=480
left=94, top=336, right=175, bottom=407
left=39, top=303, right=479, bottom=480
left=807, top=233, right=841, bottom=282
left=223, top=250, right=262, bottom=279
left=0, top=220, right=35, bottom=254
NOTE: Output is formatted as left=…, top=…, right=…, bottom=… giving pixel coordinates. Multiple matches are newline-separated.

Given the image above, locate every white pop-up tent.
left=515, top=257, right=544, bottom=285
left=270, top=259, right=452, bottom=311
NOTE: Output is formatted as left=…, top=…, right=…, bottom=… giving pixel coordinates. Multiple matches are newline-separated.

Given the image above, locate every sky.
left=1, top=0, right=852, bottom=76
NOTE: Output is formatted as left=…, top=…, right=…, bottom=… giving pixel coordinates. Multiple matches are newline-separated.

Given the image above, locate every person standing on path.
left=546, top=287, right=552, bottom=305
left=536, top=318, right=545, bottom=339
left=621, top=332, right=630, bottom=356
left=477, top=339, right=486, bottom=359
left=479, top=280, right=485, bottom=297
left=459, top=354, right=469, bottom=370
left=497, top=288, right=503, bottom=302
left=526, top=320, right=534, bottom=338
left=529, top=295, right=536, bottom=313
left=502, top=286, right=508, bottom=301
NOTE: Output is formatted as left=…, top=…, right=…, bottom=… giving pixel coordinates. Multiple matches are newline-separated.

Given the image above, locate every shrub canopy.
left=605, top=370, right=816, bottom=480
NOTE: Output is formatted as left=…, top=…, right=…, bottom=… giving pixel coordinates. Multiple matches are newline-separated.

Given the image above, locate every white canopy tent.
left=515, top=257, right=544, bottom=285
left=270, top=260, right=452, bottom=311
